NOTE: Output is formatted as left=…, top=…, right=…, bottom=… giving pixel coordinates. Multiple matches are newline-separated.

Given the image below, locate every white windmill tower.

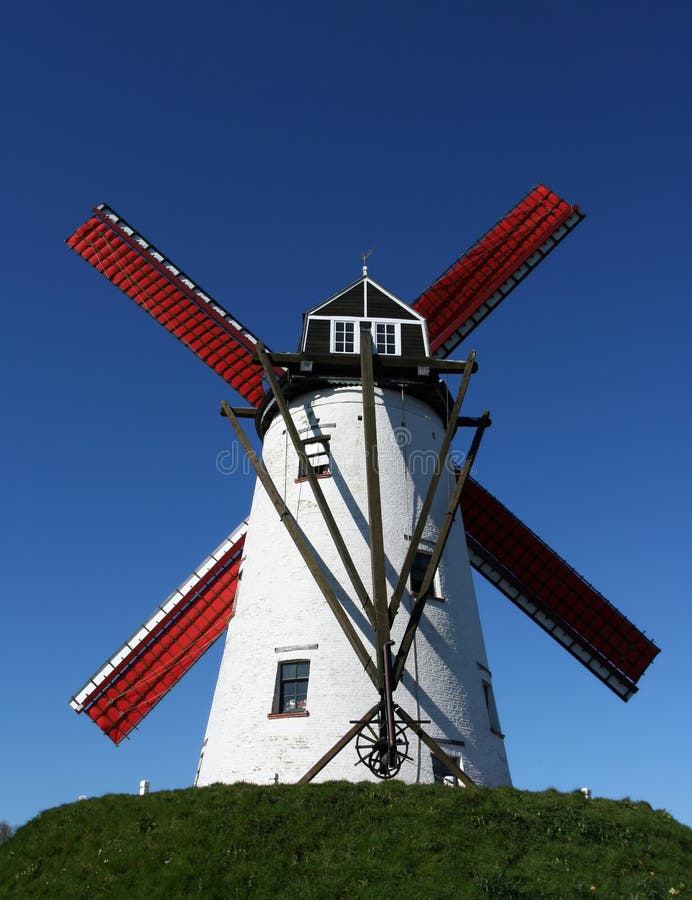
left=67, top=186, right=659, bottom=787
left=196, top=275, right=507, bottom=786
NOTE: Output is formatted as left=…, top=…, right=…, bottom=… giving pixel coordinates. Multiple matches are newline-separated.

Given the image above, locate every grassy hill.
left=0, top=783, right=689, bottom=898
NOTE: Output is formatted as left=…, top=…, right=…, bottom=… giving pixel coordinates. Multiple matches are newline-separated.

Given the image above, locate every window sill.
left=294, top=474, right=331, bottom=483
left=267, top=711, right=310, bottom=719
left=411, top=594, right=447, bottom=604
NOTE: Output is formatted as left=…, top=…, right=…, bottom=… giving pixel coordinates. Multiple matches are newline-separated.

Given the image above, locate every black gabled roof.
left=303, top=275, right=423, bottom=320
left=299, top=275, right=425, bottom=350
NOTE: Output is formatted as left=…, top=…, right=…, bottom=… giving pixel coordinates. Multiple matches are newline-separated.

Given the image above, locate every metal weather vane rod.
left=220, top=400, right=380, bottom=690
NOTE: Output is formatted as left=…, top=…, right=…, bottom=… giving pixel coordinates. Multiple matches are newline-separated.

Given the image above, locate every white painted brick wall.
left=195, top=385, right=511, bottom=787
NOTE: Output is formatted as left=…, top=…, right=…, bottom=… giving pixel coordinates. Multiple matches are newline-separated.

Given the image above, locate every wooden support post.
left=392, top=412, right=490, bottom=687
left=255, top=341, right=376, bottom=628
left=360, top=324, right=396, bottom=757
left=395, top=705, right=476, bottom=787
left=221, top=400, right=380, bottom=690
left=389, top=351, right=476, bottom=622
left=298, top=703, right=380, bottom=783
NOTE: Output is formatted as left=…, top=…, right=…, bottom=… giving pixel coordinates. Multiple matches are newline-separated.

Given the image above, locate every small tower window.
left=334, top=321, right=356, bottom=353
left=410, top=550, right=434, bottom=599
left=482, top=680, right=503, bottom=736
left=410, top=550, right=445, bottom=602
left=431, top=753, right=461, bottom=786
left=296, top=437, right=331, bottom=481
left=375, top=322, right=398, bottom=355
left=278, top=660, right=310, bottom=713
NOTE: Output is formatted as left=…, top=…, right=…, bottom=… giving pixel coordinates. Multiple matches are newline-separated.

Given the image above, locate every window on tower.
left=431, top=753, right=461, bottom=786
left=482, top=680, right=503, bottom=737
left=296, top=436, right=331, bottom=481
left=277, top=660, right=310, bottom=714
left=410, top=550, right=444, bottom=601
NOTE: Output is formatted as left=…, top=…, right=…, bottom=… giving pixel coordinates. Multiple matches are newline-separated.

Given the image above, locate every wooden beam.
left=392, top=413, right=490, bottom=687
left=254, top=341, right=376, bottom=629
left=360, top=325, right=397, bottom=757
left=219, top=406, right=257, bottom=419
left=220, top=400, right=379, bottom=690
left=298, top=703, right=380, bottom=783
left=389, top=351, right=476, bottom=623
left=257, top=349, right=478, bottom=375
left=457, top=415, right=487, bottom=428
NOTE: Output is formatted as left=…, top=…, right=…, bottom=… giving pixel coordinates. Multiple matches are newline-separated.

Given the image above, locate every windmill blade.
left=67, top=205, right=278, bottom=406
left=414, top=185, right=584, bottom=358
left=70, top=521, right=247, bottom=743
left=460, top=478, right=659, bottom=700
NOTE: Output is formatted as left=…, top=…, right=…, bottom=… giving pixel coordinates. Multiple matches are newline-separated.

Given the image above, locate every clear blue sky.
left=2, top=1, right=691, bottom=830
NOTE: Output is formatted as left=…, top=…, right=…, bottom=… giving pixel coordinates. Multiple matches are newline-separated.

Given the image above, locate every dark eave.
left=253, top=350, right=474, bottom=438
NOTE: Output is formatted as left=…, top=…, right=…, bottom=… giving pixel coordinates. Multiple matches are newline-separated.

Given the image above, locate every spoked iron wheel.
left=355, top=714, right=411, bottom=779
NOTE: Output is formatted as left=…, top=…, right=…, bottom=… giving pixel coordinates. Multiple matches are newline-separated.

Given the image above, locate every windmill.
left=67, top=185, right=659, bottom=787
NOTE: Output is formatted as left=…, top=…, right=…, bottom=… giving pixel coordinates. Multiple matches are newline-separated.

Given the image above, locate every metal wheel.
left=355, top=715, right=410, bottom=779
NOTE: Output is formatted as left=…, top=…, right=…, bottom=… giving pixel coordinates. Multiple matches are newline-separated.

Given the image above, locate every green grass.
left=0, top=783, right=689, bottom=898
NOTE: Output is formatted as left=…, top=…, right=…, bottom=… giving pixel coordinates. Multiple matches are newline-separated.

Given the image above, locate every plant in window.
left=278, top=660, right=310, bottom=713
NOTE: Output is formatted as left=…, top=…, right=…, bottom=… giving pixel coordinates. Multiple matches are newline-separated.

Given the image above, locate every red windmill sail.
left=414, top=184, right=584, bottom=358
left=70, top=523, right=247, bottom=743
left=461, top=478, right=659, bottom=699
left=67, top=205, right=279, bottom=406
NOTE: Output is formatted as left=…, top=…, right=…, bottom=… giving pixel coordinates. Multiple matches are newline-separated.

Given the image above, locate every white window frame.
left=374, top=321, right=401, bottom=356
left=332, top=320, right=357, bottom=353
left=330, top=319, right=402, bottom=355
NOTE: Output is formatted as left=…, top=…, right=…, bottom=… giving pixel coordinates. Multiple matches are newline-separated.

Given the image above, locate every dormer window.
left=334, top=321, right=356, bottom=353
left=331, top=320, right=401, bottom=355
left=375, top=322, right=399, bottom=355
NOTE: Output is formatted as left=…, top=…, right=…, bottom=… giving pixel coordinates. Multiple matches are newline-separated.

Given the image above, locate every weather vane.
left=361, top=247, right=374, bottom=276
